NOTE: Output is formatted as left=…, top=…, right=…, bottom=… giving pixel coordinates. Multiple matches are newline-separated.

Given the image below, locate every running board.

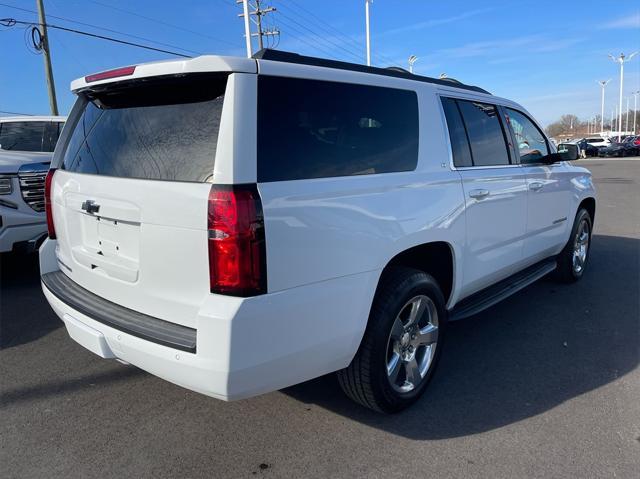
left=449, top=259, right=557, bottom=321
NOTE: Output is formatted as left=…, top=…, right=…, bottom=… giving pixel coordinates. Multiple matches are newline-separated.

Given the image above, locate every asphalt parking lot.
left=1, top=159, right=639, bottom=479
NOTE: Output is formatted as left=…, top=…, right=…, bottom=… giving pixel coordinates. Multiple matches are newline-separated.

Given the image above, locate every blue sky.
left=0, top=0, right=638, bottom=125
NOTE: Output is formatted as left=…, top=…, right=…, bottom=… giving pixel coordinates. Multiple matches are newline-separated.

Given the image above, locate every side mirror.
left=556, top=144, right=579, bottom=161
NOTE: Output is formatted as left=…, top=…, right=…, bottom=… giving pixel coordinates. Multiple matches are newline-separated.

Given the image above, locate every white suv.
left=0, top=116, right=66, bottom=252
left=40, top=51, right=595, bottom=412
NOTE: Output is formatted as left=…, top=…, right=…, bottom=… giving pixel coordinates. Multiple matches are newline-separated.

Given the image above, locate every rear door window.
left=61, top=74, right=227, bottom=182
left=257, top=76, right=419, bottom=182
left=0, top=121, right=46, bottom=152
left=456, top=100, right=511, bottom=166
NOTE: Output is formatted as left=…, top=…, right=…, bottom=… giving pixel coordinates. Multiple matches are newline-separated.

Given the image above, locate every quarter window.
left=257, top=76, right=419, bottom=182
left=505, top=108, right=549, bottom=164
left=441, top=97, right=473, bottom=167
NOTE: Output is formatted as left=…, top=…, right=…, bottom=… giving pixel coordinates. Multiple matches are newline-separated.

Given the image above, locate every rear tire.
left=337, top=267, right=446, bottom=413
left=554, top=208, right=592, bottom=283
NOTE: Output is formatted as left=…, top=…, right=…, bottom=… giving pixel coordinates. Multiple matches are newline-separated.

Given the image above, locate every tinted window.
left=257, top=76, right=419, bottom=182
left=505, top=109, right=548, bottom=163
left=457, top=100, right=510, bottom=166
left=441, top=97, right=472, bottom=167
left=43, top=122, right=64, bottom=152
left=61, top=74, right=227, bottom=182
left=0, top=121, right=46, bottom=152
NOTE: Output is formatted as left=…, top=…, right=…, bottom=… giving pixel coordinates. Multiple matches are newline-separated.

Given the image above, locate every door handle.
left=469, top=189, right=490, bottom=199
left=529, top=182, right=544, bottom=191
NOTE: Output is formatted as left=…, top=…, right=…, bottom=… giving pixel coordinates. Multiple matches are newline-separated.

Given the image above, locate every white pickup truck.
left=40, top=51, right=595, bottom=412
left=0, top=116, right=65, bottom=252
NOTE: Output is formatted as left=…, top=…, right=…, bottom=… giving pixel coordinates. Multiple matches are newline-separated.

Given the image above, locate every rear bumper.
left=40, top=240, right=378, bottom=400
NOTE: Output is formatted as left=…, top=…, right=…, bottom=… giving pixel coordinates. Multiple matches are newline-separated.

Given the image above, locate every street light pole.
left=609, top=52, right=638, bottom=141
left=408, top=55, right=417, bottom=73
left=241, top=0, right=252, bottom=57
left=625, top=96, right=630, bottom=134
left=633, top=91, right=639, bottom=134
left=597, top=80, right=610, bottom=134
left=610, top=109, right=614, bottom=134
left=365, top=0, right=372, bottom=66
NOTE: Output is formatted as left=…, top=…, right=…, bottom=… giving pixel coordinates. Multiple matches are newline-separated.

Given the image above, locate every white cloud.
left=600, top=13, right=640, bottom=29
left=427, top=35, right=585, bottom=60
left=382, top=8, right=494, bottom=36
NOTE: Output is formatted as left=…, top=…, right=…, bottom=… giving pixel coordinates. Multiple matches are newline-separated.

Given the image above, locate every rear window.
left=257, top=76, right=419, bottom=182
left=61, top=74, right=227, bottom=182
left=0, top=121, right=46, bottom=152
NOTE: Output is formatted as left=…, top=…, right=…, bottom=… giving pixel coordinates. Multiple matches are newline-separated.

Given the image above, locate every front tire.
left=554, top=208, right=592, bottom=283
left=337, top=267, right=446, bottom=413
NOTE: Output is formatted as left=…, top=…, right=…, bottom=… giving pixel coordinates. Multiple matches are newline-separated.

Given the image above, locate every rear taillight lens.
left=208, top=184, right=266, bottom=296
left=44, top=168, right=56, bottom=239
left=85, top=65, right=136, bottom=83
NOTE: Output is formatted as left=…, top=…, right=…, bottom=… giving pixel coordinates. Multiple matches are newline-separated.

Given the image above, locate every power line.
left=271, top=14, right=343, bottom=61
left=85, top=0, right=239, bottom=48
left=275, top=9, right=361, bottom=62
left=1, top=18, right=192, bottom=58
left=237, top=0, right=280, bottom=52
left=283, top=1, right=364, bottom=58
left=0, top=110, right=34, bottom=116
left=282, top=0, right=400, bottom=67
left=223, top=0, right=360, bottom=62
left=0, top=2, right=201, bottom=55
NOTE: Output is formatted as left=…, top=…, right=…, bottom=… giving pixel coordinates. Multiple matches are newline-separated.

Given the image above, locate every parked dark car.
left=598, top=136, right=640, bottom=157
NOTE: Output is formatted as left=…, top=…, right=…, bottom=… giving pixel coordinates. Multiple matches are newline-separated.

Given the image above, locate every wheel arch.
left=376, top=241, right=457, bottom=308
left=579, top=197, right=596, bottom=224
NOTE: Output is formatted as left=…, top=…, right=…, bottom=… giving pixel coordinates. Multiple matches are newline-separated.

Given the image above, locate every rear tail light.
left=208, top=184, right=267, bottom=296
left=44, top=168, right=56, bottom=239
left=85, top=66, right=136, bottom=83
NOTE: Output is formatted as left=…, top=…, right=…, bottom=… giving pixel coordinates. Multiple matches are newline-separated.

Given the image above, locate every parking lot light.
left=408, top=55, right=418, bottom=74
left=609, top=52, right=638, bottom=141
left=633, top=91, right=639, bottom=134
left=597, top=80, right=611, bottom=134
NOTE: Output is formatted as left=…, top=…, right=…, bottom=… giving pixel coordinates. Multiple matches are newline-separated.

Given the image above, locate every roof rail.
left=252, top=49, right=491, bottom=95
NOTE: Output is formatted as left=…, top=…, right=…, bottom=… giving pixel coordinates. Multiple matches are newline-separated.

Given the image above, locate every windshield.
left=60, top=73, right=228, bottom=182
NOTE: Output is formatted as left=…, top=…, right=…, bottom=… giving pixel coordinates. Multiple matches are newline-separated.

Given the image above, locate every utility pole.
left=365, top=0, right=372, bottom=66
left=36, top=0, right=58, bottom=115
left=597, top=79, right=610, bottom=134
left=609, top=52, right=638, bottom=141
left=237, top=0, right=279, bottom=55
